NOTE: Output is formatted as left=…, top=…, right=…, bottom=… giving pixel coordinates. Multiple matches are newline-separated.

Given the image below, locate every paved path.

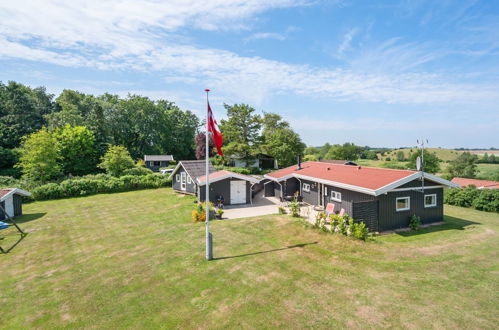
left=221, top=194, right=280, bottom=220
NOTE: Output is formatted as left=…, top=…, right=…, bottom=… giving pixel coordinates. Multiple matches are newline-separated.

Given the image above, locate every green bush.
left=214, top=166, right=252, bottom=175
left=289, top=198, right=301, bottom=217
left=409, top=214, right=421, bottom=231
left=444, top=187, right=498, bottom=213
left=351, top=221, right=369, bottom=240
left=472, top=189, right=499, bottom=212
left=122, top=166, right=154, bottom=176
left=31, top=173, right=171, bottom=200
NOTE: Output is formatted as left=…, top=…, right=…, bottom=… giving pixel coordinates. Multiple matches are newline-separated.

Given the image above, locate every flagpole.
left=204, top=88, right=213, bottom=261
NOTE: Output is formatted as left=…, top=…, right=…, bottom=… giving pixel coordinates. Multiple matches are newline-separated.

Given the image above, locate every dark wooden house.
left=0, top=188, right=31, bottom=220
left=144, top=155, right=174, bottom=172
left=169, top=160, right=260, bottom=205
left=264, top=161, right=457, bottom=232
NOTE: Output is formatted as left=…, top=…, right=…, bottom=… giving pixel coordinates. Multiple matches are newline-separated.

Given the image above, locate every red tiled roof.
left=451, top=177, right=499, bottom=189
left=0, top=189, right=13, bottom=198
left=266, top=161, right=417, bottom=191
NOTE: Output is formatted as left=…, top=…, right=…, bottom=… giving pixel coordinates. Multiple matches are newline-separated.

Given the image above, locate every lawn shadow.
left=0, top=233, right=27, bottom=254
left=13, top=212, right=47, bottom=224
left=214, top=241, right=318, bottom=260
left=395, top=215, right=480, bottom=237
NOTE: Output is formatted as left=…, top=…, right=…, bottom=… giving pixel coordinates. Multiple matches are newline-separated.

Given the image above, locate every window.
left=396, top=197, right=410, bottom=211
left=187, top=176, right=192, bottom=184
left=331, top=190, right=341, bottom=202
left=176, top=174, right=180, bottom=182
left=302, top=183, right=310, bottom=192
left=153, top=161, right=160, bottom=166
left=424, top=194, right=437, bottom=208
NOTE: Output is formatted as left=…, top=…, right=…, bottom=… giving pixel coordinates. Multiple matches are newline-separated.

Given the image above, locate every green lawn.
left=1, top=189, right=498, bottom=328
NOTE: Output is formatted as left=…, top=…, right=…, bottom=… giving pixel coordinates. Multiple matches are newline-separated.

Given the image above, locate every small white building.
left=0, top=188, right=31, bottom=220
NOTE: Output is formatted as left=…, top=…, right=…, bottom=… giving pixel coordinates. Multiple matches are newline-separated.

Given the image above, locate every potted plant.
left=215, top=208, right=224, bottom=219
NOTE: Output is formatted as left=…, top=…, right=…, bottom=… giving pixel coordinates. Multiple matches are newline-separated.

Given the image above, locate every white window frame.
left=396, top=196, right=410, bottom=212
left=302, top=183, right=310, bottom=192
left=175, top=174, right=180, bottom=182
left=424, top=194, right=437, bottom=208
left=187, top=176, right=192, bottom=184
left=331, top=190, right=341, bottom=202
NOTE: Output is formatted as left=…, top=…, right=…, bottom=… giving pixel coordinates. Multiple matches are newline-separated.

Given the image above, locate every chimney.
left=297, top=155, right=302, bottom=170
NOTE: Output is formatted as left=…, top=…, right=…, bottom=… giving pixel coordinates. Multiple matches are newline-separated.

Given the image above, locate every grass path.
left=1, top=188, right=498, bottom=328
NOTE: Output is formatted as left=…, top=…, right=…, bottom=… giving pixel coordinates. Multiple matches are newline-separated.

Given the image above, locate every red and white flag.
left=207, top=102, right=224, bottom=156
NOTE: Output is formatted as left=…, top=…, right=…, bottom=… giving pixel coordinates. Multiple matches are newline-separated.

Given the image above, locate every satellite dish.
left=416, top=156, right=421, bottom=171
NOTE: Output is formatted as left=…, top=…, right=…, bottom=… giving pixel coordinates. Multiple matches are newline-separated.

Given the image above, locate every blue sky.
left=1, top=0, right=498, bottom=148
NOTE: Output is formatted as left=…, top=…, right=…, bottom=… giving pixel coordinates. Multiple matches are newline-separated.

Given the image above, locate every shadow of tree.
left=215, top=241, right=318, bottom=260
left=395, top=215, right=480, bottom=237
left=13, top=212, right=47, bottom=224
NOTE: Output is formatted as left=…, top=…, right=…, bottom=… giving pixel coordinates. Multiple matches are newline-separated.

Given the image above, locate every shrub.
left=30, top=173, right=171, bottom=200
left=289, top=198, right=301, bottom=217
left=352, top=221, right=369, bottom=241
left=278, top=206, right=286, bottom=214
left=472, top=189, right=499, bottom=212
left=409, top=214, right=421, bottom=231
left=122, top=166, right=153, bottom=176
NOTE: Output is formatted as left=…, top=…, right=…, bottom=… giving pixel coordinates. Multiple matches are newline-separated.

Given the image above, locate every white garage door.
left=230, top=180, right=247, bottom=204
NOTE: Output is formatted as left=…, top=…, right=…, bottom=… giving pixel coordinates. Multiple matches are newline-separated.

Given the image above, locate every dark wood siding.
left=172, top=167, right=197, bottom=194
left=300, top=179, right=319, bottom=205
left=322, top=184, right=375, bottom=216
left=397, top=179, right=442, bottom=189
left=13, top=194, right=22, bottom=216
left=377, top=187, right=443, bottom=231
left=0, top=201, right=5, bottom=220
left=283, top=178, right=300, bottom=196
left=352, top=200, right=379, bottom=232
left=264, top=181, right=275, bottom=197
left=199, top=178, right=252, bottom=205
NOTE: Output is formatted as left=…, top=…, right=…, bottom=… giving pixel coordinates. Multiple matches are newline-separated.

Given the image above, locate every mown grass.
left=1, top=188, right=498, bottom=329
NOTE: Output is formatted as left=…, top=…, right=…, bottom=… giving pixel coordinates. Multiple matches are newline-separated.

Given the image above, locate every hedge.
left=31, top=174, right=171, bottom=200
left=445, top=186, right=499, bottom=212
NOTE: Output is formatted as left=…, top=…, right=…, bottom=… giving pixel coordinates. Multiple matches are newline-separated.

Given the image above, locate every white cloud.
left=0, top=0, right=498, bottom=107
left=337, top=28, right=359, bottom=56
left=246, top=32, right=287, bottom=41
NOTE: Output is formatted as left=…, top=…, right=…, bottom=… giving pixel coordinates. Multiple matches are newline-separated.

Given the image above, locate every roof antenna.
left=416, top=138, right=428, bottom=193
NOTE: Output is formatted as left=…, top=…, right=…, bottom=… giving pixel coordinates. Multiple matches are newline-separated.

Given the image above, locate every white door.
left=230, top=180, right=247, bottom=204
left=180, top=172, right=186, bottom=190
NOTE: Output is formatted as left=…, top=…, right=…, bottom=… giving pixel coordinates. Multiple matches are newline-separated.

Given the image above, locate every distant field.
left=378, top=148, right=464, bottom=162
left=357, top=158, right=499, bottom=181
left=467, top=150, right=499, bottom=156
left=477, top=164, right=499, bottom=181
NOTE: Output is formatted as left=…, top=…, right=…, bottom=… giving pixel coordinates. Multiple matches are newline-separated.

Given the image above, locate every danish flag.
left=207, top=102, right=224, bottom=156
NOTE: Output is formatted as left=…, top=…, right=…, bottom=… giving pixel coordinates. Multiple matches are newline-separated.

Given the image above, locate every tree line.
left=1, top=81, right=305, bottom=183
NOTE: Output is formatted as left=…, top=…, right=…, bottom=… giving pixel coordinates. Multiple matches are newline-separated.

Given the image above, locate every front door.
left=180, top=172, right=186, bottom=190
left=230, top=180, right=247, bottom=204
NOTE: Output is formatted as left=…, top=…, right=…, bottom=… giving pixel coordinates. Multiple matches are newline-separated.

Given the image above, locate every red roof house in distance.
left=451, top=177, right=499, bottom=189
left=264, top=161, right=457, bottom=232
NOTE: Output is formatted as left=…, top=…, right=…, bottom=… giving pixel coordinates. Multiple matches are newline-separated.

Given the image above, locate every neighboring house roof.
left=197, top=170, right=260, bottom=186
left=264, top=161, right=457, bottom=196
left=169, top=160, right=216, bottom=181
left=451, top=177, right=499, bottom=189
left=144, top=155, right=174, bottom=161
left=320, top=159, right=358, bottom=166
left=0, top=188, right=31, bottom=202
